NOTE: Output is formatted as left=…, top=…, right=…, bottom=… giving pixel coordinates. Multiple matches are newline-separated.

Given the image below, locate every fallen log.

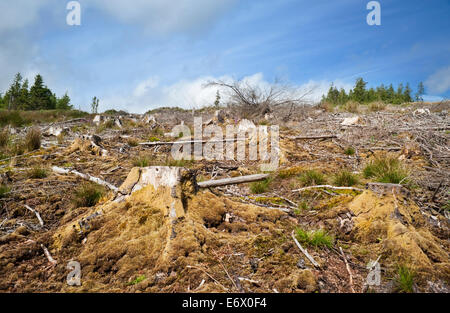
left=24, top=205, right=44, bottom=227
left=198, top=174, right=270, bottom=188
left=288, top=135, right=337, bottom=140
left=139, top=138, right=245, bottom=146
left=52, top=166, right=119, bottom=192
left=293, top=185, right=364, bottom=192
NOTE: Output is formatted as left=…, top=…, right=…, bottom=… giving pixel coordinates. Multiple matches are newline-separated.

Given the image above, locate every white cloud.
left=425, top=66, right=450, bottom=94
left=101, top=73, right=352, bottom=114
left=90, top=0, right=237, bottom=34
left=0, top=0, right=54, bottom=33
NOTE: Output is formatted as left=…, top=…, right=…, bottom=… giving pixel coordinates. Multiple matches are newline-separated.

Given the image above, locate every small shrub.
left=344, top=147, right=355, bottom=155
left=343, top=101, right=360, bottom=113
left=333, top=170, right=359, bottom=186
left=299, top=170, right=326, bottom=186
left=250, top=177, right=273, bottom=194
left=368, top=101, right=386, bottom=112
left=25, top=128, right=41, bottom=151
left=395, top=265, right=415, bottom=293
left=73, top=183, right=105, bottom=208
left=363, top=157, right=409, bottom=184
left=27, top=166, right=48, bottom=179
left=0, top=128, right=9, bottom=147
left=295, top=227, right=333, bottom=248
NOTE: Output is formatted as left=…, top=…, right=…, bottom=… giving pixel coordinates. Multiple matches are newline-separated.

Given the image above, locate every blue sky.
left=0, top=0, right=449, bottom=113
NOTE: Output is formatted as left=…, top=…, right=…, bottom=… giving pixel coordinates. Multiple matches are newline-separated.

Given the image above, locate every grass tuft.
left=333, top=170, right=359, bottom=186
left=395, top=265, right=415, bottom=293
left=363, top=157, right=409, bottom=184
left=250, top=177, right=273, bottom=194
left=27, top=166, right=48, bottom=179
left=25, top=128, right=41, bottom=151
left=299, top=170, right=326, bottom=186
left=73, top=183, right=105, bottom=208
left=295, top=227, right=333, bottom=248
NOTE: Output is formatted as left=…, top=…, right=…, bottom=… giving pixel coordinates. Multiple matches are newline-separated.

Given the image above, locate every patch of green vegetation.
left=73, top=183, right=105, bottom=208
left=165, top=158, right=193, bottom=167
left=149, top=136, right=160, bottom=142
left=363, top=157, right=409, bottom=184
left=250, top=177, right=273, bottom=194
left=127, top=275, right=146, bottom=286
left=295, top=227, right=334, bottom=248
left=299, top=170, right=326, bottom=186
left=133, top=155, right=151, bottom=167
left=344, top=147, right=355, bottom=155
left=333, top=170, right=359, bottom=187
left=251, top=196, right=285, bottom=206
left=0, top=184, right=10, bottom=198
left=27, top=166, right=48, bottom=179
left=395, top=265, right=415, bottom=293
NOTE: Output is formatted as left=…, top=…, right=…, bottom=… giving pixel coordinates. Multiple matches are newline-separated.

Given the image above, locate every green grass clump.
left=133, top=155, right=151, bottom=167
left=333, top=170, right=359, bottom=186
left=363, top=157, right=409, bottom=184
left=250, top=177, right=273, bottom=194
left=299, top=170, right=326, bottom=186
left=0, top=128, right=10, bottom=148
left=0, top=184, right=10, bottom=198
left=73, top=183, right=105, bottom=208
left=25, top=127, right=41, bottom=151
left=395, top=265, right=415, bottom=293
left=344, top=147, right=355, bottom=155
left=127, top=275, right=146, bottom=286
left=295, top=227, right=333, bottom=248
left=27, top=166, right=48, bottom=179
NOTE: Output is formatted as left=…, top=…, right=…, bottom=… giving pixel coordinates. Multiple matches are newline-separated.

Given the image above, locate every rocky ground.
left=0, top=102, right=449, bottom=293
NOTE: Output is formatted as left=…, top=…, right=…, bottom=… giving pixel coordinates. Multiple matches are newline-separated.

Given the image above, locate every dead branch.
left=24, top=205, right=44, bottom=227
left=198, top=174, right=270, bottom=188
left=139, top=138, right=245, bottom=146
left=291, top=231, right=320, bottom=268
left=339, top=246, right=355, bottom=293
left=287, top=135, right=338, bottom=140
left=52, top=166, right=119, bottom=192
left=41, top=244, right=57, bottom=266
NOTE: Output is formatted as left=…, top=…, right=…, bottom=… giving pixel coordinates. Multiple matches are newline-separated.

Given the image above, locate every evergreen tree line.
left=322, top=78, right=426, bottom=106
left=0, top=73, right=73, bottom=111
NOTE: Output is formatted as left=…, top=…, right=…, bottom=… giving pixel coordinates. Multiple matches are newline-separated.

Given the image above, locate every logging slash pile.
left=0, top=103, right=449, bottom=293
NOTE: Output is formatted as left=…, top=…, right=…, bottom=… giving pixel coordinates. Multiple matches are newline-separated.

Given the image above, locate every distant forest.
left=322, top=78, right=426, bottom=106
left=0, top=73, right=72, bottom=111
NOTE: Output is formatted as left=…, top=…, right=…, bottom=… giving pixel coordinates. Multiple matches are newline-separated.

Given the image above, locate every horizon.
left=0, top=0, right=449, bottom=113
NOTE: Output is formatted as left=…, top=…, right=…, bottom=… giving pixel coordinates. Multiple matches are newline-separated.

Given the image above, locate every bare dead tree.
left=204, top=78, right=314, bottom=120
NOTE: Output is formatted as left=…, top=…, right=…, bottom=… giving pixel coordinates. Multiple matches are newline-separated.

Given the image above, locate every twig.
left=339, top=246, right=355, bottom=293
left=186, top=265, right=228, bottom=291
left=41, top=244, right=57, bottom=266
left=291, top=231, right=320, bottom=268
left=198, top=174, right=270, bottom=188
left=24, top=205, right=44, bottom=227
